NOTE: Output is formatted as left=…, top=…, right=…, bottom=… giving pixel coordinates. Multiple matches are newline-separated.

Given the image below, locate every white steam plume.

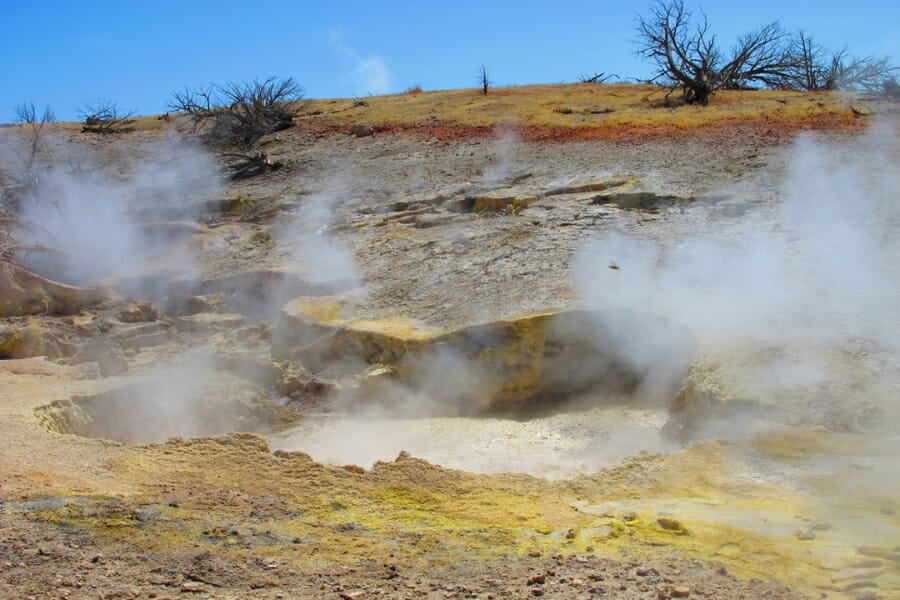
left=479, top=125, right=520, bottom=189
left=273, top=173, right=363, bottom=292
left=16, top=136, right=221, bottom=287
left=572, top=122, right=900, bottom=424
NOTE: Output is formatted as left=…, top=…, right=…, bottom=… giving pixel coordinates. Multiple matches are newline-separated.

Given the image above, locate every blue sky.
left=1, top=0, right=898, bottom=122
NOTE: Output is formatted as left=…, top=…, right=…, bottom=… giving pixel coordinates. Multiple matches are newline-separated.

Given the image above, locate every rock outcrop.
left=273, top=299, right=696, bottom=412
left=0, top=262, right=108, bottom=317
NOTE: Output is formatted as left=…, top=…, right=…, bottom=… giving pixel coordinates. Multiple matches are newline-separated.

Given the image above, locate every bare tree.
left=477, top=65, right=491, bottom=95
left=776, top=30, right=829, bottom=91
left=635, top=0, right=795, bottom=104
left=14, top=102, right=55, bottom=129
left=1, top=103, right=55, bottom=213
left=169, top=77, right=303, bottom=148
left=169, top=76, right=303, bottom=179
left=1, top=103, right=59, bottom=262
left=78, top=99, right=136, bottom=133
left=827, top=52, right=898, bottom=92
left=777, top=31, right=898, bottom=92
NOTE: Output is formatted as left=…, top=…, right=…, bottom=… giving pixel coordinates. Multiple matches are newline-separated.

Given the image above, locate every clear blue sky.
left=2, top=0, right=898, bottom=122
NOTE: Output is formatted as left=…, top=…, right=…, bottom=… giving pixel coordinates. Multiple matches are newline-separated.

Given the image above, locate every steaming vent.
left=35, top=357, right=299, bottom=444
left=272, top=306, right=698, bottom=416
left=35, top=308, right=697, bottom=449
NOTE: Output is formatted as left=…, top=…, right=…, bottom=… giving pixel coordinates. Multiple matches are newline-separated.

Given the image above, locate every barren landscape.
left=1, top=83, right=899, bottom=600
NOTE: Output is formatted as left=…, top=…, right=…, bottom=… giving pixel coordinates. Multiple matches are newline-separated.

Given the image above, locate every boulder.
left=660, top=343, right=883, bottom=440
left=350, top=124, right=374, bottom=138
left=117, top=301, right=159, bottom=323
left=0, top=321, right=77, bottom=359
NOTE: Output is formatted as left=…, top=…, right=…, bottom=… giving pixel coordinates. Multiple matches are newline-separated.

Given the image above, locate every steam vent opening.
left=35, top=307, right=697, bottom=476
left=267, top=306, right=700, bottom=477
left=271, top=305, right=698, bottom=411
left=36, top=368, right=299, bottom=444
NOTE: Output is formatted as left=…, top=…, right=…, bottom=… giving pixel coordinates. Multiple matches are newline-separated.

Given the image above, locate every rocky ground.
left=1, top=88, right=899, bottom=599
left=1, top=508, right=803, bottom=600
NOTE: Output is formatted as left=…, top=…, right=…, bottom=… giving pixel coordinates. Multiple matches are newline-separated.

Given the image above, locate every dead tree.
left=774, top=30, right=829, bottom=91
left=826, top=52, right=898, bottom=92
left=478, top=65, right=491, bottom=95
left=1, top=103, right=55, bottom=215
left=776, top=31, right=898, bottom=92
left=578, top=72, right=620, bottom=84
left=635, top=0, right=795, bottom=104
left=1, top=104, right=55, bottom=264
left=169, top=77, right=302, bottom=179
left=78, top=99, right=136, bottom=133
left=169, top=77, right=302, bottom=147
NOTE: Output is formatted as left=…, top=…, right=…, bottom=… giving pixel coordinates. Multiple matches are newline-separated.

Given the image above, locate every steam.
left=81, top=349, right=265, bottom=444
left=572, top=122, right=900, bottom=426
left=16, top=136, right=220, bottom=287
left=274, top=187, right=362, bottom=291
left=271, top=406, right=672, bottom=479
left=478, top=125, right=520, bottom=189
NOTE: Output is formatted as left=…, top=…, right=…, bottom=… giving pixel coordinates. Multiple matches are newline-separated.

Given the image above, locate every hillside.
left=1, top=83, right=898, bottom=599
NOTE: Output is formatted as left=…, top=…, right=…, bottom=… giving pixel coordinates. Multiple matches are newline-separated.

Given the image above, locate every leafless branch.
left=773, top=31, right=898, bottom=92
left=578, top=72, right=621, bottom=84
left=635, top=0, right=794, bottom=104
left=1, top=103, right=55, bottom=214
left=78, top=99, right=136, bottom=134
left=168, top=76, right=304, bottom=150
left=221, top=151, right=284, bottom=181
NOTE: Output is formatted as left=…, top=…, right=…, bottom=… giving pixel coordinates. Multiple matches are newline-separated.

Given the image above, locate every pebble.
left=527, top=574, right=546, bottom=585
left=530, top=588, right=544, bottom=597
left=795, top=529, right=816, bottom=541
left=672, top=585, right=691, bottom=597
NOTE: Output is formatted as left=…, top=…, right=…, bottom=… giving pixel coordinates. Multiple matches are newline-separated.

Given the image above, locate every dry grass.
left=300, top=83, right=875, bottom=131
left=22, top=83, right=893, bottom=138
